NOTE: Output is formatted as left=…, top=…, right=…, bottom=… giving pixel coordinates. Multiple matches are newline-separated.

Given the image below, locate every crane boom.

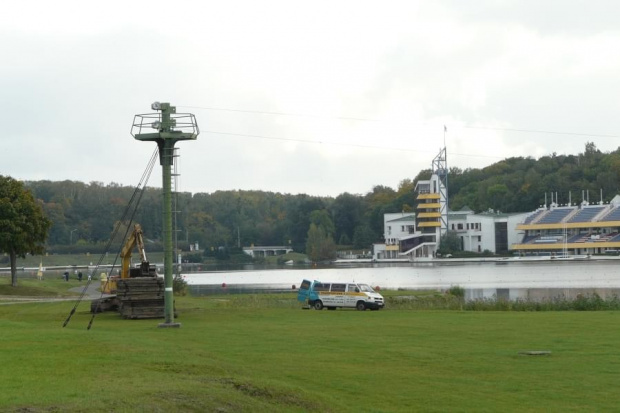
left=120, top=224, right=149, bottom=279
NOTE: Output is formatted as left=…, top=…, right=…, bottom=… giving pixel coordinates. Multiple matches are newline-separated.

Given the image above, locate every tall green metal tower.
left=131, top=102, right=199, bottom=328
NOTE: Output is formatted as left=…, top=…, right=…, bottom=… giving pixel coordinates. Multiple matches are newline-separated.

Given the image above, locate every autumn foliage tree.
left=305, top=223, right=336, bottom=263
left=0, top=176, right=51, bottom=286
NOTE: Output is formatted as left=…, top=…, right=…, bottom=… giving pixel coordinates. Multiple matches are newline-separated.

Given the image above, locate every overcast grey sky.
left=2, top=0, right=620, bottom=197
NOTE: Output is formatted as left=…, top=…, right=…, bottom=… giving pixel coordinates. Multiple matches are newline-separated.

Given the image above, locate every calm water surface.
left=183, top=260, right=620, bottom=300
left=8, top=259, right=620, bottom=300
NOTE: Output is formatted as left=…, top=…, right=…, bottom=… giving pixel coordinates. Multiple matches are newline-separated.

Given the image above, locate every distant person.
left=78, top=272, right=83, bottom=282
left=63, top=271, right=69, bottom=281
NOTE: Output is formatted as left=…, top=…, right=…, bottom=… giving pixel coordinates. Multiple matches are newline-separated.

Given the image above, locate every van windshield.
left=358, top=284, right=375, bottom=292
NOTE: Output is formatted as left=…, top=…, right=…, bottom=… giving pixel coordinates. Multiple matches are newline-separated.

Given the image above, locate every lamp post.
left=70, top=229, right=77, bottom=244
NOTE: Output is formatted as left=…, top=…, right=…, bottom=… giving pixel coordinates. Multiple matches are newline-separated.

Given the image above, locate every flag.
left=444, top=125, right=447, bottom=132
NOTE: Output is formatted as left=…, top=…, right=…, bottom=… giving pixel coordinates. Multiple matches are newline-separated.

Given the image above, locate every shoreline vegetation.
left=2, top=276, right=620, bottom=312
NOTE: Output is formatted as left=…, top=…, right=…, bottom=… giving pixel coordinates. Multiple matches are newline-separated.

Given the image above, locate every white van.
left=297, top=279, right=385, bottom=311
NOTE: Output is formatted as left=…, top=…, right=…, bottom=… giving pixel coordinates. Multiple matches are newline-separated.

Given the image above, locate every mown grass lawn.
left=1, top=293, right=619, bottom=412
left=0, top=278, right=85, bottom=297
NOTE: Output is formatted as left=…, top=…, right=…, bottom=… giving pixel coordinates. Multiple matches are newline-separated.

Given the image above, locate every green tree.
left=331, top=193, right=365, bottom=245
left=305, top=223, right=336, bottom=263
left=352, top=224, right=376, bottom=249
left=0, top=176, right=51, bottom=286
left=309, top=209, right=335, bottom=236
left=338, top=233, right=351, bottom=245
left=438, top=231, right=461, bottom=256
left=286, top=195, right=327, bottom=251
left=487, top=183, right=509, bottom=212
left=365, top=185, right=398, bottom=236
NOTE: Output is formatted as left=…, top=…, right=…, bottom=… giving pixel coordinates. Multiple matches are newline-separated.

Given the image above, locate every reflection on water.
left=8, top=259, right=620, bottom=302
left=184, top=260, right=620, bottom=301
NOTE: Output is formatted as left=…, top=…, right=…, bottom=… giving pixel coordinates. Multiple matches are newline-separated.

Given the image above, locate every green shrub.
left=447, top=285, right=465, bottom=298
left=184, top=252, right=203, bottom=263
left=173, top=276, right=188, bottom=296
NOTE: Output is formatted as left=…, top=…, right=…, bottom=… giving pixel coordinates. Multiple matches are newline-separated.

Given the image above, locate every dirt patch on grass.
left=223, top=378, right=327, bottom=411
left=8, top=406, right=65, bottom=412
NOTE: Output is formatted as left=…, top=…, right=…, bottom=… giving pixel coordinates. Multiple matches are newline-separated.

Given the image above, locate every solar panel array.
left=601, top=207, right=620, bottom=222
left=537, top=208, right=573, bottom=224
left=523, top=209, right=545, bottom=224
left=567, top=206, right=605, bottom=223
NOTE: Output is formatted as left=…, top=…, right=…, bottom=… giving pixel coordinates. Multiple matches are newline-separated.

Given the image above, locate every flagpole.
left=443, top=125, right=448, bottom=235
left=443, top=125, right=446, bottom=148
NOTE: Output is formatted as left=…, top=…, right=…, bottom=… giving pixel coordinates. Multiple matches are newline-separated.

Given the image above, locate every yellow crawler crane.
left=92, top=224, right=165, bottom=319
left=102, top=224, right=154, bottom=293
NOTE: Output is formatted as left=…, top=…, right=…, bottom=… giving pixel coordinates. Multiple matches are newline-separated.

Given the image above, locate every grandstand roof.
left=386, top=215, right=416, bottom=223
left=517, top=202, right=620, bottom=230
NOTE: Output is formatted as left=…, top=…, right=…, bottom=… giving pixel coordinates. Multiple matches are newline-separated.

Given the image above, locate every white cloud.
left=2, top=0, right=620, bottom=197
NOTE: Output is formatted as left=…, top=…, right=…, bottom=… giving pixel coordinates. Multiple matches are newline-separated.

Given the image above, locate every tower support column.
left=131, top=101, right=199, bottom=329
left=159, top=139, right=178, bottom=328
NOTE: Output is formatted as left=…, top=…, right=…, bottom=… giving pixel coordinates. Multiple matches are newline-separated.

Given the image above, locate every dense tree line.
left=25, top=179, right=416, bottom=253
left=449, top=142, right=620, bottom=213
left=23, top=142, right=620, bottom=253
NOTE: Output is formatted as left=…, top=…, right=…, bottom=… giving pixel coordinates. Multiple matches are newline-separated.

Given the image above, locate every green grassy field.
left=0, top=278, right=85, bottom=297
left=1, top=290, right=620, bottom=412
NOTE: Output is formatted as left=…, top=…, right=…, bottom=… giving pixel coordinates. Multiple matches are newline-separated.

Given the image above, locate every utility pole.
left=132, top=102, right=199, bottom=328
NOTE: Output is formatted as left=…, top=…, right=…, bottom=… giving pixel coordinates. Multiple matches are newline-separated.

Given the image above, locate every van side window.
left=347, top=284, right=359, bottom=293
left=315, top=283, right=330, bottom=292
left=331, top=283, right=346, bottom=292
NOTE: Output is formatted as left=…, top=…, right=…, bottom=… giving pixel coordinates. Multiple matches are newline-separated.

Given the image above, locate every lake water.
left=7, top=258, right=620, bottom=301
left=183, top=259, right=620, bottom=300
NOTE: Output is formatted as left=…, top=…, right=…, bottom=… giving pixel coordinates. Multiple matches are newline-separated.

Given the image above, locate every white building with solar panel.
left=512, top=195, right=620, bottom=255
left=373, top=145, right=620, bottom=260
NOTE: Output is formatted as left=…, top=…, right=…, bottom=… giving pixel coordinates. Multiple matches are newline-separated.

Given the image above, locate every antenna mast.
left=132, top=102, right=199, bottom=328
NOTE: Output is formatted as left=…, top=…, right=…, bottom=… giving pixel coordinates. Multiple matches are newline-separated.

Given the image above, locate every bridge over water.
left=242, top=246, right=293, bottom=258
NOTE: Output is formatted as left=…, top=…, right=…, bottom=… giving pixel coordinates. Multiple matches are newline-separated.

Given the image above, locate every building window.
left=457, top=223, right=463, bottom=230
left=478, top=236, right=481, bottom=242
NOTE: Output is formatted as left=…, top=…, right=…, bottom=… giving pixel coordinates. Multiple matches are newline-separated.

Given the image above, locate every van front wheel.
left=356, top=301, right=366, bottom=311
left=314, top=300, right=324, bottom=310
